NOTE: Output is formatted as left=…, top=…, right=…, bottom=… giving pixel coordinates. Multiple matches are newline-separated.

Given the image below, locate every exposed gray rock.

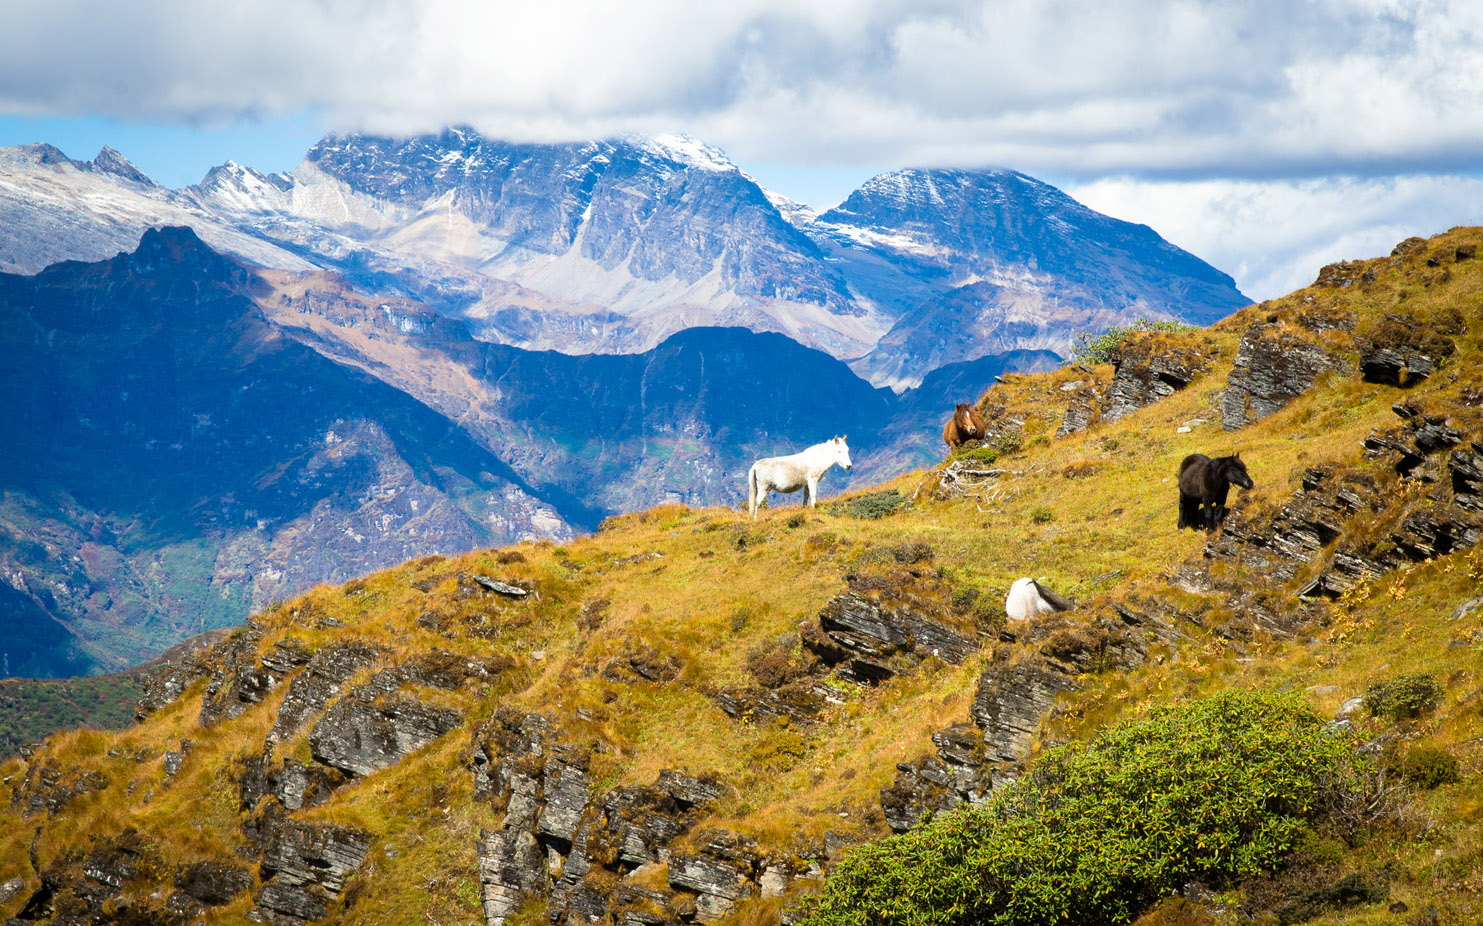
left=260, top=638, right=312, bottom=675
left=135, top=662, right=210, bottom=721
left=1101, top=342, right=1209, bottom=425
left=668, top=853, right=751, bottom=923
left=807, top=583, right=977, bottom=684
left=0, top=876, right=25, bottom=904
left=269, top=642, right=385, bottom=744
left=1451, top=444, right=1483, bottom=510
left=657, top=770, right=722, bottom=808
left=251, top=809, right=370, bottom=922
left=536, top=751, right=590, bottom=850
left=11, top=764, right=105, bottom=818
left=478, top=828, right=546, bottom=926
left=471, top=574, right=529, bottom=596
left=272, top=760, right=349, bottom=811
left=716, top=685, right=828, bottom=726
left=1361, top=338, right=1446, bottom=387
left=162, top=750, right=184, bottom=777
left=199, top=629, right=271, bottom=727
left=309, top=673, right=464, bottom=777
left=881, top=723, right=998, bottom=832
left=1057, top=392, right=1099, bottom=436
left=970, top=662, right=1080, bottom=762
left=249, top=881, right=331, bottom=923
left=168, top=859, right=253, bottom=917
left=1222, top=323, right=1335, bottom=430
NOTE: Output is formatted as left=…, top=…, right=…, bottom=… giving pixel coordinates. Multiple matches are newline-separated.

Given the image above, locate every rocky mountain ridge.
left=0, top=130, right=1248, bottom=386
left=1, top=226, right=1479, bottom=926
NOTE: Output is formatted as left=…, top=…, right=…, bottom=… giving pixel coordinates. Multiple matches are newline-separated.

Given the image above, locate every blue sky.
left=0, top=113, right=327, bottom=189
left=3, top=0, right=1483, bottom=300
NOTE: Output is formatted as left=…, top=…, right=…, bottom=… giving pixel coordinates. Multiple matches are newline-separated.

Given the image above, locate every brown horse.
left=943, top=403, right=987, bottom=449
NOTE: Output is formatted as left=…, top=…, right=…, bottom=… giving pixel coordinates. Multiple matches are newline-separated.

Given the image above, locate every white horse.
left=747, top=436, right=853, bottom=520
left=1004, top=577, right=1076, bottom=621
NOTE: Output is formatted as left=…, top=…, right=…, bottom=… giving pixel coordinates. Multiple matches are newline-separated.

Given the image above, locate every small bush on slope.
left=795, top=691, right=1371, bottom=926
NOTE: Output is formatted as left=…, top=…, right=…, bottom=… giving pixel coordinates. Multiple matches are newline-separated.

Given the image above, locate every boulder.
left=970, top=662, right=1080, bottom=762
left=268, top=642, right=384, bottom=744
left=1222, top=323, right=1335, bottom=430
left=309, top=673, right=464, bottom=777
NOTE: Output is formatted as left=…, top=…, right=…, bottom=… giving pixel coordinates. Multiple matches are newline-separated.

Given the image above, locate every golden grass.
left=4, top=226, right=1483, bottom=923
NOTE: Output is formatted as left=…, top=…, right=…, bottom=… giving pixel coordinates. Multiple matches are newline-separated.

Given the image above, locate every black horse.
left=1178, top=453, right=1254, bottom=532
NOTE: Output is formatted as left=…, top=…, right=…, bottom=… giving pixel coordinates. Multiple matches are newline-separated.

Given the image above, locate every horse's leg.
left=806, top=477, right=819, bottom=507
left=1178, top=494, right=1193, bottom=530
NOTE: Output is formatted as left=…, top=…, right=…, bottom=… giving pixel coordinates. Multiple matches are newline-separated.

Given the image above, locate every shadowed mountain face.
left=0, top=228, right=573, bottom=677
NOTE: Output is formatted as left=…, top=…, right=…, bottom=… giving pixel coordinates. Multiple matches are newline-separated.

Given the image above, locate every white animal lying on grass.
left=1004, top=577, right=1077, bottom=621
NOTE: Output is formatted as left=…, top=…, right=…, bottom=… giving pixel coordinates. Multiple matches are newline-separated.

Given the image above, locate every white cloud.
left=4, top=0, right=1483, bottom=301
left=1066, top=173, right=1483, bottom=300
left=3, top=0, right=1483, bottom=178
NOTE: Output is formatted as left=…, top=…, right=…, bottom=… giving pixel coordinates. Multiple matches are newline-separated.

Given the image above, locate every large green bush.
left=795, top=691, right=1369, bottom=926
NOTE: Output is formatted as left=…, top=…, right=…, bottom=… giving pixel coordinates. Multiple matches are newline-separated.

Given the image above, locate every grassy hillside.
left=1, top=228, right=1480, bottom=925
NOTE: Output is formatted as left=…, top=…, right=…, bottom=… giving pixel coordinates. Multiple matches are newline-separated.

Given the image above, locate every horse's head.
left=954, top=403, right=978, bottom=434
left=1225, top=453, right=1254, bottom=489
left=833, top=435, right=853, bottom=471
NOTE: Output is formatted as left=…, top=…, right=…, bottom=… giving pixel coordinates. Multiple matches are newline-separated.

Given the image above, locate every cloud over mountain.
left=4, top=0, right=1482, bottom=179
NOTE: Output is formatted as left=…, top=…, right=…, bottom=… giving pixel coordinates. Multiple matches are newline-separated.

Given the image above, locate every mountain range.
left=0, top=129, right=1248, bottom=677
left=0, top=130, right=1248, bottom=388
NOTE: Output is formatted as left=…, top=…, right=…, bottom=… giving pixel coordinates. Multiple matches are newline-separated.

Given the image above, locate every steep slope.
left=0, top=227, right=570, bottom=677
left=1, top=228, right=1479, bottom=926
left=814, top=168, right=1249, bottom=388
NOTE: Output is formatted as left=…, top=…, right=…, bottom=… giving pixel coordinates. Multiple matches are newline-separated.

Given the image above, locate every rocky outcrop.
left=308, top=668, right=464, bottom=777
left=472, top=711, right=741, bottom=926
left=167, top=861, right=255, bottom=920
left=971, top=661, right=1081, bottom=763
left=200, top=630, right=312, bottom=728
left=1222, top=323, right=1336, bottom=430
left=1056, top=385, right=1101, bottom=437
left=11, top=763, right=105, bottom=818
left=268, top=642, right=384, bottom=744
left=1100, top=337, right=1212, bottom=425
left=1359, top=315, right=1457, bottom=387
left=250, top=807, right=371, bottom=923
left=804, top=573, right=979, bottom=684
left=881, top=724, right=997, bottom=832
left=1206, top=405, right=1482, bottom=599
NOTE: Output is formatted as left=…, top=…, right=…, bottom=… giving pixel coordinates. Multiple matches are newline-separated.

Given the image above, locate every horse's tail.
left=746, top=463, right=759, bottom=519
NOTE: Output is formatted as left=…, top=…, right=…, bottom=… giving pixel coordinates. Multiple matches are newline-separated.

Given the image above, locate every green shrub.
left=992, top=432, right=1024, bottom=455
left=794, top=691, right=1370, bottom=926
left=1362, top=673, right=1443, bottom=721
left=1070, top=318, right=1195, bottom=366
left=832, top=490, right=909, bottom=520
left=1400, top=746, right=1461, bottom=789
left=950, top=446, right=1000, bottom=466
left=1030, top=507, right=1055, bottom=524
